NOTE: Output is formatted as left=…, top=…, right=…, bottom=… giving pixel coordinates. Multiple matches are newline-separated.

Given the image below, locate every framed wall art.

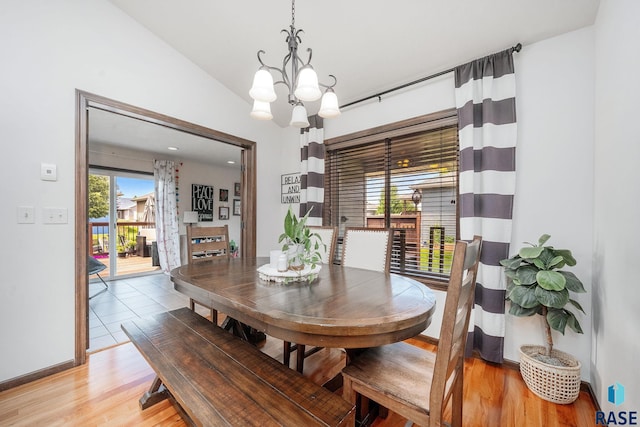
left=219, top=188, right=229, bottom=202
left=219, top=206, right=229, bottom=220
left=191, top=183, right=214, bottom=221
left=233, top=199, right=241, bottom=216
left=234, top=182, right=241, bottom=197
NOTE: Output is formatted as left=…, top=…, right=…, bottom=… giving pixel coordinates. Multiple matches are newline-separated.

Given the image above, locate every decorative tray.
left=257, top=263, right=321, bottom=285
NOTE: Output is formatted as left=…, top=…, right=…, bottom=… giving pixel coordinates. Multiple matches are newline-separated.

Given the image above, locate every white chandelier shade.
left=289, top=103, right=310, bottom=128
left=250, top=100, right=273, bottom=120
left=294, top=65, right=322, bottom=102
left=318, top=88, right=341, bottom=118
left=249, top=68, right=277, bottom=103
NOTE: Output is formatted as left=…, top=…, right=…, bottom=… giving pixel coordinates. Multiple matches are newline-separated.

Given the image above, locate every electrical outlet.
left=43, top=207, right=68, bottom=224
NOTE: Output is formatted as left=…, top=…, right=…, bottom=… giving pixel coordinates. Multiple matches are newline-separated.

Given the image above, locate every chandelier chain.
left=291, top=0, right=295, bottom=28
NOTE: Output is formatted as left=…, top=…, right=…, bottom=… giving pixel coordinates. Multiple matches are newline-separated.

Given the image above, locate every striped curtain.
left=454, top=48, right=517, bottom=363
left=299, top=115, right=324, bottom=226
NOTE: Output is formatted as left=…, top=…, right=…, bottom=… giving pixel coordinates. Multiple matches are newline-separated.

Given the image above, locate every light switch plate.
left=17, top=206, right=35, bottom=224
left=43, top=207, right=68, bottom=224
left=41, top=163, right=57, bottom=181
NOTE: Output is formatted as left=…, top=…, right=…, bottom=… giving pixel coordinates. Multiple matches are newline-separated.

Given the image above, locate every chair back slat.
left=341, top=227, right=393, bottom=273
left=187, top=225, right=230, bottom=264
left=430, top=236, right=482, bottom=418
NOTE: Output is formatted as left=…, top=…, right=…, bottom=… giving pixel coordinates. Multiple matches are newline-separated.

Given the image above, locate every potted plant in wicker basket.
left=500, top=234, right=586, bottom=404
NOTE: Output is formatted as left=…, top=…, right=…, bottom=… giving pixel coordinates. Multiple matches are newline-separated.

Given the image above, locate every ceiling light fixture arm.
left=319, top=74, right=338, bottom=91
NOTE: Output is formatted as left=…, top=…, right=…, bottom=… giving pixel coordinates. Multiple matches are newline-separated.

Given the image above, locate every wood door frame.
left=75, top=90, right=257, bottom=365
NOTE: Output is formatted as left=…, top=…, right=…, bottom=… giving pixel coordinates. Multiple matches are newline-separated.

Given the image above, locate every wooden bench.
left=121, top=307, right=355, bottom=427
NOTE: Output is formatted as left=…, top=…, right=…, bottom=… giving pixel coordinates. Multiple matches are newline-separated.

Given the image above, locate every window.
left=324, top=110, right=459, bottom=284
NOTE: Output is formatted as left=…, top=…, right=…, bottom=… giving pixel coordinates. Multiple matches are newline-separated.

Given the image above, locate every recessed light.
left=227, top=160, right=235, bottom=164
left=168, top=146, right=179, bottom=151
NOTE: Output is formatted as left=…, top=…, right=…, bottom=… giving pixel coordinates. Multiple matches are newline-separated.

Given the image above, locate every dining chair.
left=341, top=235, right=482, bottom=427
left=283, top=226, right=337, bottom=373
left=308, top=225, right=338, bottom=265
left=186, top=225, right=230, bottom=325
left=341, top=227, right=393, bottom=273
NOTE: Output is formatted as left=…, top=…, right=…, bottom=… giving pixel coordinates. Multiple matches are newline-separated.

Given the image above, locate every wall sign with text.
left=281, top=173, right=300, bottom=204
left=192, top=183, right=214, bottom=221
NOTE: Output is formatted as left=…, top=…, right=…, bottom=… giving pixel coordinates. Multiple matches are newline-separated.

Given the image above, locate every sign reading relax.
left=281, top=173, right=300, bottom=204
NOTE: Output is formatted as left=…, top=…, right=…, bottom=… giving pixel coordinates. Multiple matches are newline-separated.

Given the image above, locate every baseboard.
left=410, top=334, right=601, bottom=410
left=0, top=359, right=75, bottom=392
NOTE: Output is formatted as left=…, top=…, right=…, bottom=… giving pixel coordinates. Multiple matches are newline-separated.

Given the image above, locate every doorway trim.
left=75, top=90, right=257, bottom=365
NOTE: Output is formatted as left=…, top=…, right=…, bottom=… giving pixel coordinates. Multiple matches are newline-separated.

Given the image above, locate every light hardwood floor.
left=0, top=330, right=597, bottom=427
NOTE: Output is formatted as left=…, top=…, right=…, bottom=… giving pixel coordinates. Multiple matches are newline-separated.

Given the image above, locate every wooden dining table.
left=170, top=257, right=437, bottom=351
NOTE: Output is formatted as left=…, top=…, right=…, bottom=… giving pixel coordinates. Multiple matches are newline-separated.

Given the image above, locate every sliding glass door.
left=88, top=168, right=159, bottom=279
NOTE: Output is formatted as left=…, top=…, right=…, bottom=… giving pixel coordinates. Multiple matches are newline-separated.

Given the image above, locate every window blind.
left=325, top=121, right=459, bottom=282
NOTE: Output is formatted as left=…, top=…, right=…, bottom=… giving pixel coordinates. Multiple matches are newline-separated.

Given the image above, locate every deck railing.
left=89, top=221, right=155, bottom=255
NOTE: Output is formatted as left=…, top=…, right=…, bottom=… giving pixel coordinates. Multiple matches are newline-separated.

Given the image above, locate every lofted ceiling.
left=94, top=0, right=599, bottom=164
left=108, top=0, right=600, bottom=128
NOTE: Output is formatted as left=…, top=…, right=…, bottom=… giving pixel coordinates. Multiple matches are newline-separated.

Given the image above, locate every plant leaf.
left=519, top=246, right=544, bottom=259
left=506, top=281, right=515, bottom=295
left=532, top=258, right=545, bottom=270
left=537, top=270, right=566, bottom=291
left=547, top=255, right=565, bottom=269
left=547, top=308, right=568, bottom=334
left=538, top=247, right=556, bottom=266
left=565, top=310, right=584, bottom=334
left=554, top=249, right=577, bottom=266
left=535, top=286, right=569, bottom=308
left=538, top=234, right=551, bottom=246
left=515, top=265, right=538, bottom=285
left=509, top=302, right=539, bottom=317
left=500, top=256, right=523, bottom=269
left=559, top=271, right=586, bottom=293
left=509, top=284, right=539, bottom=308
left=568, top=298, right=586, bottom=314
left=504, top=269, right=517, bottom=280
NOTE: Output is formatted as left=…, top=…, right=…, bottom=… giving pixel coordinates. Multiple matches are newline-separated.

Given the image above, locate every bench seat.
left=121, top=307, right=355, bottom=427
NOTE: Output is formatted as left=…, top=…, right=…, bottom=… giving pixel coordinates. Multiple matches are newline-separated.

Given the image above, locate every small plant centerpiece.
left=500, top=234, right=587, bottom=404
left=278, top=206, right=324, bottom=272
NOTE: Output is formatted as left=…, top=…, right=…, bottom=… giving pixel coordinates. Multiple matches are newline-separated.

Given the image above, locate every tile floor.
left=88, top=273, right=208, bottom=352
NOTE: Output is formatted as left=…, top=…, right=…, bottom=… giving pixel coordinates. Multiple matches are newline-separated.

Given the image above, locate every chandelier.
left=249, top=0, right=340, bottom=127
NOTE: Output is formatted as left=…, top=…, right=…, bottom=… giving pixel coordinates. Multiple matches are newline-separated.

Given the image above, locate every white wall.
left=0, top=0, right=286, bottom=382
left=324, top=27, right=595, bottom=379
left=593, top=0, right=640, bottom=411
left=506, top=26, right=595, bottom=378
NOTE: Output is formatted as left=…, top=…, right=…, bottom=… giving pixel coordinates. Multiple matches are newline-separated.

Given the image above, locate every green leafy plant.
left=278, top=206, right=324, bottom=270
left=501, top=234, right=586, bottom=357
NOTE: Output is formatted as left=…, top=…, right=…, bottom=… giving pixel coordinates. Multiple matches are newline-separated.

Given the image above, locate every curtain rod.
left=340, top=43, right=522, bottom=110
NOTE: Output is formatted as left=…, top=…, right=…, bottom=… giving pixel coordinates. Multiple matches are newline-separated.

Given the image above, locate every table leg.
left=220, top=317, right=266, bottom=347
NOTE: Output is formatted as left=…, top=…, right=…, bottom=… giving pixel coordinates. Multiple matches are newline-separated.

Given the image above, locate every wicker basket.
left=519, top=345, right=581, bottom=404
